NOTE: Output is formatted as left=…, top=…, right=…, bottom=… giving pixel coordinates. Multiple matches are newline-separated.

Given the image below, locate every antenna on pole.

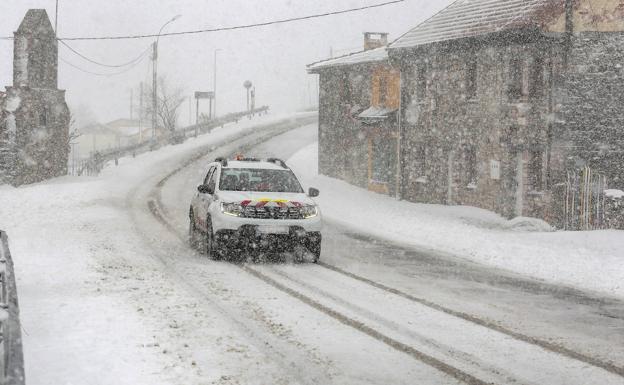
left=54, top=0, right=59, bottom=36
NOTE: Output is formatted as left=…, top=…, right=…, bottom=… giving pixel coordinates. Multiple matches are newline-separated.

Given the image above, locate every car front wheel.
left=205, top=218, right=221, bottom=260
left=308, top=235, right=322, bottom=263
left=189, top=210, right=200, bottom=250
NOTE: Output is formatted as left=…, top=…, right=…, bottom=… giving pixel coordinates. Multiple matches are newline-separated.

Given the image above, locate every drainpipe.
left=395, top=69, right=403, bottom=200
left=564, top=0, right=574, bottom=66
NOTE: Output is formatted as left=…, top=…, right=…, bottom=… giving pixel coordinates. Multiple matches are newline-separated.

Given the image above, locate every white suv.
left=189, top=157, right=322, bottom=262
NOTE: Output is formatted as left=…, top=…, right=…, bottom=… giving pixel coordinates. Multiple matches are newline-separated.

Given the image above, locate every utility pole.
left=189, top=94, right=192, bottom=126
left=139, top=82, right=143, bottom=143
left=55, top=0, right=59, bottom=36
left=151, top=42, right=157, bottom=145
left=151, top=15, right=181, bottom=147
left=213, top=49, right=222, bottom=118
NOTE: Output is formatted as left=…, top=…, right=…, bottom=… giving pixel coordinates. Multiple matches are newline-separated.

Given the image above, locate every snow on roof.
left=390, top=0, right=562, bottom=49
left=307, top=47, right=388, bottom=72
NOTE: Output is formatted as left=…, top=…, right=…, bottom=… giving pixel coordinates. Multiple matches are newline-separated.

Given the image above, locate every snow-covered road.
left=150, top=125, right=624, bottom=384
left=1, top=115, right=623, bottom=384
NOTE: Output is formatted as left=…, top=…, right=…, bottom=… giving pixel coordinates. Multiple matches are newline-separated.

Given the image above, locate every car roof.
left=220, top=160, right=287, bottom=170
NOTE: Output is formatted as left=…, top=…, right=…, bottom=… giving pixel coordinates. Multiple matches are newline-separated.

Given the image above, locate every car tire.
left=309, top=239, right=321, bottom=264
left=189, top=210, right=200, bottom=250
left=205, top=217, right=221, bottom=261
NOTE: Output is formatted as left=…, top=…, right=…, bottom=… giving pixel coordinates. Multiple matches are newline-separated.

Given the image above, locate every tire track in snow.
left=316, top=262, right=624, bottom=378
left=133, top=116, right=339, bottom=384
left=148, top=120, right=624, bottom=384
left=146, top=127, right=491, bottom=385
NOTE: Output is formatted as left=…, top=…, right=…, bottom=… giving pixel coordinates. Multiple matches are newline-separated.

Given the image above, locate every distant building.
left=309, top=0, right=624, bottom=225
left=74, top=119, right=152, bottom=158
left=0, top=9, right=70, bottom=185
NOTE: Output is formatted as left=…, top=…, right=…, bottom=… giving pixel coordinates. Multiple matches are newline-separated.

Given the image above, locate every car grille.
left=241, top=206, right=302, bottom=220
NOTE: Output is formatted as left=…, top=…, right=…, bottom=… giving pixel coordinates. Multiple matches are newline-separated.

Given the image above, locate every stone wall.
left=318, top=68, right=370, bottom=189
left=554, top=32, right=624, bottom=189
left=397, top=33, right=560, bottom=219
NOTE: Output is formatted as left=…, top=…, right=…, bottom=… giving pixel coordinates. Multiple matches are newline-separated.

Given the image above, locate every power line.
left=59, top=51, right=149, bottom=77
left=58, top=0, right=405, bottom=41
left=59, top=40, right=152, bottom=68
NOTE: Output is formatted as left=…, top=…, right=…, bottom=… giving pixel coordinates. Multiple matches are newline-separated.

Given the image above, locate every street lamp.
left=151, top=15, right=181, bottom=144
left=213, top=48, right=222, bottom=119
left=243, top=80, right=253, bottom=113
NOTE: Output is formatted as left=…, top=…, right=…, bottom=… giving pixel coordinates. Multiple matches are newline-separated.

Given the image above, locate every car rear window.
left=219, top=168, right=304, bottom=193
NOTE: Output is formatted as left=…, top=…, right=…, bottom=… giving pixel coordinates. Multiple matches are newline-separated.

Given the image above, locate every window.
left=466, top=55, right=477, bottom=99
left=378, top=74, right=388, bottom=106
left=416, top=64, right=427, bottom=101
left=465, top=145, right=478, bottom=184
left=529, top=150, right=543, bottom=191
left=508, top=57, right=522, bottom=98
left=203, top=166, right=215, bottom=185
left=530, top=57, right=544, bottom=97
left=219, top=168, right=304, bottom=193
left=40, top=107, right=48, bottom=126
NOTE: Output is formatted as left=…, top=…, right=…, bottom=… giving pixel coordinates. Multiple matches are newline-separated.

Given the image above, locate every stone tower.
left=13, top=9, right=58, bottom=90
left=0, top=9, right=70, bottom=186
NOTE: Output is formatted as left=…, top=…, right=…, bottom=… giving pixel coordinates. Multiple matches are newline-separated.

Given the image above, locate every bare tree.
left=141, top=76, right=186, bottom=137
left=66, top=109, right=82, bottom=148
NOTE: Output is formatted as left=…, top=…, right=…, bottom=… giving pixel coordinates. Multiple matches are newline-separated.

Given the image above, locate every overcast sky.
left=1, top=0, right=452, bottom=126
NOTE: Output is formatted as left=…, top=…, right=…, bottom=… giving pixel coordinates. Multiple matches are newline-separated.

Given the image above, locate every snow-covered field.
left=288, top=142, right=624, bottom=299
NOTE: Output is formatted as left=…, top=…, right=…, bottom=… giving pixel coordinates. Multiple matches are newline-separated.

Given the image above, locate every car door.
left=196, top=166, right=216, bottom=231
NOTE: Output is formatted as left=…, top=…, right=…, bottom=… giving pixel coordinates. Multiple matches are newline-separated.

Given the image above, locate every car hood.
left=217, top=191, right=316, bottom=206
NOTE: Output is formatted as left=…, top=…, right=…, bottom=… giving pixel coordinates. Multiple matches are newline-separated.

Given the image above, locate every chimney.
left=565, top=0, right=574, bottom=36
left=564, top=0, right=574, bottom=66
left=364, top=32, right=389, bottom=51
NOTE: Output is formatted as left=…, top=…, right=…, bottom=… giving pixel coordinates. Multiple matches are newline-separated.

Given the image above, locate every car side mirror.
left=308, top=187, right=320, bottom=197
left=198, top=184, right=214, bottom=194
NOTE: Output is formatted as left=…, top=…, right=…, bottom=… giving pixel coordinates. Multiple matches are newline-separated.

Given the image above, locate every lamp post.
left=243, top=80, right=253, bottom=113
left=152, top=15, right=181, bottom=145
left=213, top=48, right=222, bottom=119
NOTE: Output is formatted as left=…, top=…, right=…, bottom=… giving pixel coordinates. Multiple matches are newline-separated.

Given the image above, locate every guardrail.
left=0, top=232, right=25, bottom=385
left=69, top=106, right=271, bottom=177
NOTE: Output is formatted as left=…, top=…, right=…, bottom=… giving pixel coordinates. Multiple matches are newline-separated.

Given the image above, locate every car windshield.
left=219, top=167, right=303, bottom=193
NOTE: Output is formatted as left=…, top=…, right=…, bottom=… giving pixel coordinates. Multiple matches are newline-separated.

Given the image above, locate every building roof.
left=307, top=47, right=388, bottom=72
left=390, top=0, right=563, bottom=49
left=16, top=9, right=54, bottom=35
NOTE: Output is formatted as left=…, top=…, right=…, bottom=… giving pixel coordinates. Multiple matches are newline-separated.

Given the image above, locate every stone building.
left=0, top=9, right=70, bottom=185
left=310, top=0, right=624, bottom=224
left=308, top=33, right=401, bottom=196
left=389, top=0, right=624, bottom=221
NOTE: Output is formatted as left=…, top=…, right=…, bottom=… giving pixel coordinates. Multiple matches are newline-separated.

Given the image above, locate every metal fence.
left=0, top=231, right=25, bottom=385
left=69, top=106, right=270, bottom=177
left=562, top=166, right=608, bottom=230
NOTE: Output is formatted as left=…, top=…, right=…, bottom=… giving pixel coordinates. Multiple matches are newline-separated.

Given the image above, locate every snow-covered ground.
left=0, top=113, right=314, bottom=385
left=288, top=142, right=624, bottom=299
left=1, top=117, right=622, bottom=384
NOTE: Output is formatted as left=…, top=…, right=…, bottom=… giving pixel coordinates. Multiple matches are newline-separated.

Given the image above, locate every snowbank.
left=288, top=142, right=624, bottom=299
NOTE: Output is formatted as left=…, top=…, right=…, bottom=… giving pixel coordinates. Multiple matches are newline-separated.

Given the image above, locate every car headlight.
left=300, top=204, right=318, bottom=219
left=221, top=202, right=242, bottom=217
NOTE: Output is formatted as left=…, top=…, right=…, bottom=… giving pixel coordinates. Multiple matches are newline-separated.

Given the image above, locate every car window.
left=219, top=168, right=303, bottom=193
left=207, top=167, right=217, bottom=191
left=203, top=166, right=215, bottom=185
